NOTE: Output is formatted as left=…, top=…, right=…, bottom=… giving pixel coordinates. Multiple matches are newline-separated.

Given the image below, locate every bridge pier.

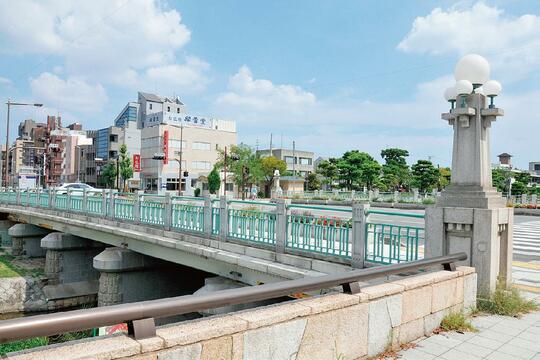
left=8, top=224, right=50, bottom=257
left=93, top=247, right=209, bottom=307
left=0, top=219, right=15, bottom=247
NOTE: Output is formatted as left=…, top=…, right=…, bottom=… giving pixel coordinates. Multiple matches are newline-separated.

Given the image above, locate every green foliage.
left=216, top=144, right=264, bottom=199
left=207, top=167, right=221, bottom=194
left=260, top=156, right=287, bottom=196
left=381, top=148, right=409, bottom=166
left=316, top=158, right=339, bottom=186
left=305, top=172, right=321, bottom=191
left=0, top=337, right=48, bottom=355
left=440, top=312, right=476, bottom=332
left=336, top=150, right=381, bottom=190
left=194, top=188, right=201, bottom=197
left=477, top=285, right=539, bottom=317
left=438, top=167, right=451, bottom=190
left=118, top=144, right=133, bottom=191
left=411, top=160, right=439, bottom=193
left=492, top=168, right=511, bottom=192
left=381, top=148, right=411, bottom=191
left=101, top=162, right=118, bottom=189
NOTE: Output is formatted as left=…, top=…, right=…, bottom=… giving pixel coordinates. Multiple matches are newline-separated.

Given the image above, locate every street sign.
left=163, top=130, right=169, bottom=165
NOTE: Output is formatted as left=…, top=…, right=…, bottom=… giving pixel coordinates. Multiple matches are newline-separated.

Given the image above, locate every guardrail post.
left=203, top=196, right=212, bottom=236
left=393, top=191, right=399, bottom=203
left=368, top=190, right=373, bottom=202
left=275, top=198, right=289, bottom=253
left=350, top=190, right=355, bottom=201
left=101, top=189, right=107, bottom=217
left=532, top=194, right=538, bottom=206
left=412, top=188, right=419, bottom=203
left=36, top=187, right=40, bottom=207
left=133, top=193, right=141, bottom=223
left=50, top=188, right=55, bottom=208
left=219, top=196, right=228, bottom=241
left=82, top=188, right=87, bottom=212
left=164, top=192, right=172, bottom=231
left=109, top=190, right=115, bottom=218
left=16, top=188, right=21, bottom=205
left=351, top=202, right=369, bottom=268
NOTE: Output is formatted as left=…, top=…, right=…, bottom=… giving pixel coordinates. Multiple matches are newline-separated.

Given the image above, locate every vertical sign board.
left=133, top=154, right=141, bottom=172
left=163, top=130, right=169, bottom=165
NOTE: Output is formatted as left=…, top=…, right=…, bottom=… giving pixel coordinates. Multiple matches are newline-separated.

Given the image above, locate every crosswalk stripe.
left=513, top=221, right=540, bottom=257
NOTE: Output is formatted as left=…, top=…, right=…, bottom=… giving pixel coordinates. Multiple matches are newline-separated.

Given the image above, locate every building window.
left=225, top=183, right=233, bottom=191
left=535, top=164, right=540, bottom=171
left=167, top=106, right=170, bottom=112
left=149, top=103, right=153, bottom=110
left=285, top=156, right=295, bottom=164
left=192, top=141, right=211, bottom=150
left=299, top=157, right=312, bottom=165
left=169, top=139, right=186, bottom=149
left=177, top=108, right=180, bottom=114
left=192, top=161, right=211, bottom=170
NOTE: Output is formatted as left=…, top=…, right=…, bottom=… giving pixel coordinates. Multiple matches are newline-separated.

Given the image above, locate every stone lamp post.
left=426, top=54, right=513, bottom=295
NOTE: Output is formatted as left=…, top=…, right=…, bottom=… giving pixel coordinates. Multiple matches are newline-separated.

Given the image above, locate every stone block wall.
left=45, top=248, right=102, bottom=285
left=6, top=267, right=477, bottom=360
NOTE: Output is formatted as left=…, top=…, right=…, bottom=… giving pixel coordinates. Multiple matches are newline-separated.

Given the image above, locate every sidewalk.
left=397, top=265, right=540, bottom=360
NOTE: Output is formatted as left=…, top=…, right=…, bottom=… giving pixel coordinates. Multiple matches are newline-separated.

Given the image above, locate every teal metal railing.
left=69, top=195, right=84, bottom=212
left=86, top=195, right=103, bottom=215
left=228, top=209, right=276, bottom=244
left=39, top=192, right=49, bottom=207
left=140, top=200, right=165, bottom=226
left=114, top=197, right=135, bottom=221
left=286, top=204, right=352, bottom=258
left=365, top=210, right=424, bottom=264
left=212, top=207, right=220, bottom=235
left=172, top=203, right=204, bottom=232
left=55, top=194, right=68, bottom=210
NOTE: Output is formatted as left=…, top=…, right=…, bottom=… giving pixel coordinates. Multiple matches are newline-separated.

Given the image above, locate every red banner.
left=133, top=154, right=140, bottom=172
left=163, top=130, right=169, bottom=165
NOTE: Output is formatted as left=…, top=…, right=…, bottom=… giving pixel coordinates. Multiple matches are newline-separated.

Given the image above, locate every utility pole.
left=178, top=121, right=184, bottom=196
left=223, top=146, right=227, bottom=197
left=292, top=140, right=296, bottom=177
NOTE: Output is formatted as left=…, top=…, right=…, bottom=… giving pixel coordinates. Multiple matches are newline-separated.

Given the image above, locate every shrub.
left=194, top=188, right=201, bottom=197
left=477, top=286, right=539, bottom=317
left=440, top=312, right=476, bottom=332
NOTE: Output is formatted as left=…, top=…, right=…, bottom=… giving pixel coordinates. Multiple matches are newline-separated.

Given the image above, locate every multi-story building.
left=140, top=118, right=237, bottom=194
left=257, top=148, right=315, bottom=178
left=137, top=92, right=186, bottom=129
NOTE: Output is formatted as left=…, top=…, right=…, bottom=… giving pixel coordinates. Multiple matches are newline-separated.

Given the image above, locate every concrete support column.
left=219, top=197, right=228, bottom=241
left=203, top=196, right=212, bottom=236
left=351, top=202, right=369, bottom=268
left=275, top=198, right=289, bottom=253
left=8, top=224, right=50, bottom=257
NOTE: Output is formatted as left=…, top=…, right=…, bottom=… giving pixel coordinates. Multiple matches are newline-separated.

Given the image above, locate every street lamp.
left=483, top=80, right=502, bottom=108
left=3, top=100, right=43, bottom=187
left=444, top=86, right=457, bottom=110
left=454, top=54, right=490, bottom=88
left=455, top=79, right=473, bottom=108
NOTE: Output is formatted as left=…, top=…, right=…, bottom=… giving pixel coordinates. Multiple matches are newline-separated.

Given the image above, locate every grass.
left=0, top=331, right=93, bottom=356
left=477, top=286, right=539, bottom=317
left=0, top=254, right=44, bottom=278
left=440, top=312, right=477, bottom=332
left=0, top=261, right=19, bottom=278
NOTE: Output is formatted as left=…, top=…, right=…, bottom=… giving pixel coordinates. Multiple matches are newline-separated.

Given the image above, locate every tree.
left=438, top=167, right=451, bottom=190
left=305, top=172, right=321, bottom=191
left=336, top=151, right=381, bottom=190
left=411, top=160, right=439, bottom=193
left=118, top=144, right=133, bottom=191
left=381, top=148, right=410, bottom=191
left=215, top=144, right=263, bottom=199
left=207, top=167, right=220, bottom=194
left=492, top=168, right=511, bottom=193
left=261, top=156, right=287, bottom=197
left=316, top=158, right=338, bottom=188
left=101, top=162, right=117, bottom=189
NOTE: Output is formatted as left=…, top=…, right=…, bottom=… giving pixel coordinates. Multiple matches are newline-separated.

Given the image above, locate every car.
left=54, top=183, right=98, bottom=195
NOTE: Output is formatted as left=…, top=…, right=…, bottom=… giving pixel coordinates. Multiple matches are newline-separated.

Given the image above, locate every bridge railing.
left=0, top=188, right=424, bottom=267
left=0, top=253, right=466, bottom=344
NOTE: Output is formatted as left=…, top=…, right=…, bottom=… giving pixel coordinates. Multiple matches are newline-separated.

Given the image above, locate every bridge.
left=0, top=189, right=424, bottom=286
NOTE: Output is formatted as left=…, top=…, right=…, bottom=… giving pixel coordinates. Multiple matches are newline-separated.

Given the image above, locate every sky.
left=0, top=0, right=539, bottom=168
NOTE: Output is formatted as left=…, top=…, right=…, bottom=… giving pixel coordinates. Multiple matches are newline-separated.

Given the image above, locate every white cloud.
left=0, top=76, right=12, bottom=86
left=216, top=66, right=316, bottom=110
left=397, top=2, right=540, bottom=79
left=0, top=0, right=209, bottom=92
left=30, top=72, right=108, bottom=113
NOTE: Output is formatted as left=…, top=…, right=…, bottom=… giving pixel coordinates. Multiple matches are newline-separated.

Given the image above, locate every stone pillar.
left=373, top=189, right=379, bottom=199
left=425, top=93, right=511, bottom=295
left=532, top=194, right=538, bottom=206
left=8, top=224, right=50, bottom=257
left=0, top=219, right=15, bottom=247
left=164, top=192, right=172, bottom=231
left=274, top=198, right=289, bottom=253
left=368, top=190, right=373, bottom=202
left=351, top=202, right=369, bottom=268
left=133, top=193, right=141, bottom=223
left=393, top=191, right=399, bottom=203
left=219, top=196, right=228, bottom=241
left=203, top=196, right=212, bottom=236
left=41, top=233, right=105, bottom=285
left=93, top=247, right=196, bottom=307
left=412, top=188, right=419, bottom=203
left=521, top=193, right=527, bottom=205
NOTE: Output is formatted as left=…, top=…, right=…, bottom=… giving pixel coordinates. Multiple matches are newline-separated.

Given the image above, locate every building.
left=140, top=119, right=236, bottom=194
left=497, top=153, right=512, bottom=168
left=257, top=148, right=315, bottom=178
left=137, top=92, right=186, bottom=129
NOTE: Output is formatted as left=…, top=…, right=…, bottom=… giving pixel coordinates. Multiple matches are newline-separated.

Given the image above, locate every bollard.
left=351, top=202, right=369, bottom=268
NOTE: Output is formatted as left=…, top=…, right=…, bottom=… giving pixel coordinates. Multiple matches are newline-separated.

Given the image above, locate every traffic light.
left=153, top=153, right=166, bottom=160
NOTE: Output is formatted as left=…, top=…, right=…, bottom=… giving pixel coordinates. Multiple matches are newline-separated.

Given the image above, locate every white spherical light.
left=454, top=54, right=490, bottom=85
left=455, top=80, right=473, bottom=95
left=483, top=80, right=502, bottom=96
left=474, top=86, right=484, bottom=95
left=444, top=86, right=457, bottom=101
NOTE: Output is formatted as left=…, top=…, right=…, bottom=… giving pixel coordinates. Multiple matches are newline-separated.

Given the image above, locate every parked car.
left=55, top=183, right=98, bottom=195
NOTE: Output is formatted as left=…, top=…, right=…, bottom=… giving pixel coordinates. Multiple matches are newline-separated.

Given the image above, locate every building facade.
left=257, top=148, right=315, bottom=178
left=140, top=119, right=237, bottom=194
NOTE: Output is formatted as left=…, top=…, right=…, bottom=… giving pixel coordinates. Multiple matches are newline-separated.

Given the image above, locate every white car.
left=55, top=183, right=98, bottom=195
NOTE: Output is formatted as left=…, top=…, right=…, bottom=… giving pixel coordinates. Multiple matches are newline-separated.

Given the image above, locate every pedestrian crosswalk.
left=514, top=221, right=540, bottom=257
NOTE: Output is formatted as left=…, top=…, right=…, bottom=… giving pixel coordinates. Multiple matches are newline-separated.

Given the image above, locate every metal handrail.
left=367, top=209, right=425, bottom=219
left=0, top=253, right=466, bottom=343
left=287, top=204, right=353, bottom=213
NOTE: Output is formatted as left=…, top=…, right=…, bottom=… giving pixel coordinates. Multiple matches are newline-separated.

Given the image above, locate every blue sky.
left=1, top=0, right=539, bottom=168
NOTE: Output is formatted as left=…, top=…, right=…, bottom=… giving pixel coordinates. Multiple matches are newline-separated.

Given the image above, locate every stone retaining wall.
left=6, top=266, right=477, bottom=360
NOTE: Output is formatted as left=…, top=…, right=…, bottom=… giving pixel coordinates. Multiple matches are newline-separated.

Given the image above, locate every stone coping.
left=5, top=266, right=477, bottom=360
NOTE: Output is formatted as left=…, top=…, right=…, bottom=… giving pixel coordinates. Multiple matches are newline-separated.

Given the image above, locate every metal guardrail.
left=0, top=253, right=466, bottom=343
